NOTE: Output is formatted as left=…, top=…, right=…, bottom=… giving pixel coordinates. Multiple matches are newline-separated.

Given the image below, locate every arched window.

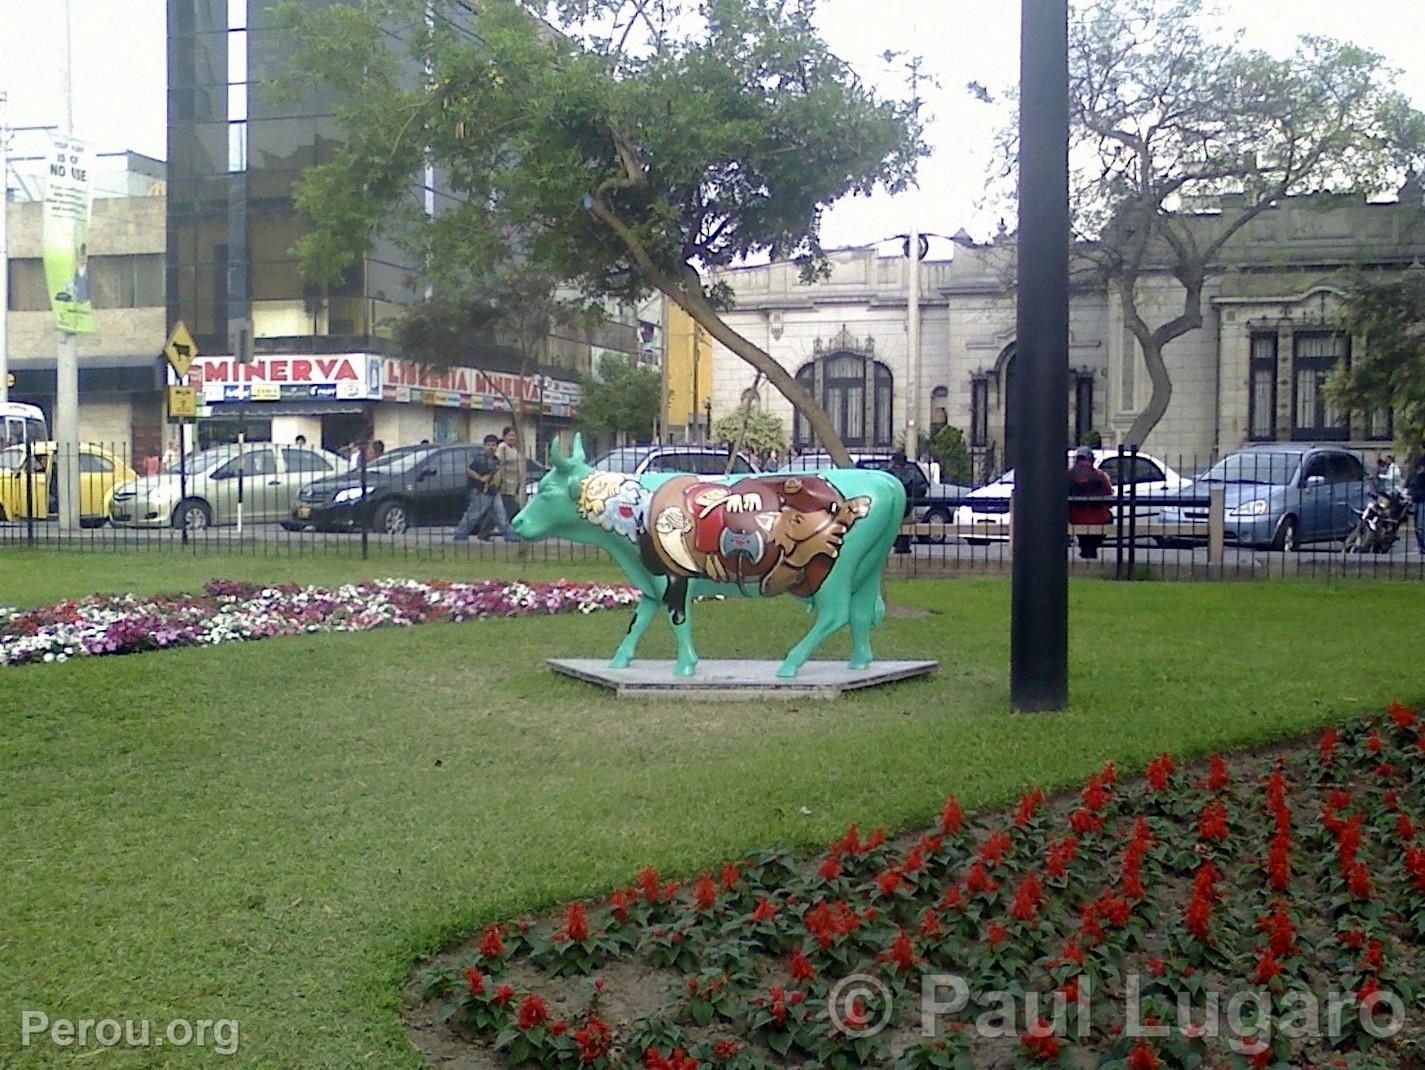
left=792, top=349, right=894, bottom=450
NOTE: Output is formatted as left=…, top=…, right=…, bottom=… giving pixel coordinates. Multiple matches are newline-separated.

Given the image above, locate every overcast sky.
left=3, top=0, right=1424, bottom=254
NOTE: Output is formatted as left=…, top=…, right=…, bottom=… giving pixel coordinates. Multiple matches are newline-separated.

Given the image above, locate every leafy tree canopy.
left=272, top=0, right=926, bottom=465
left=984, top=0, right=1425, bottom=446
left=711, top=405, right=785, bottom=457
left=577, top=352, right=662, bottom=448
left=1331, top=266, right=1425, bottom=452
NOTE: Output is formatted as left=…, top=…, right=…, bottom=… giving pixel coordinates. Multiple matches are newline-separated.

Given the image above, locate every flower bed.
left=0, top=578, right=640, bottom=666
left=416, top=704, right=1425, bottom=1069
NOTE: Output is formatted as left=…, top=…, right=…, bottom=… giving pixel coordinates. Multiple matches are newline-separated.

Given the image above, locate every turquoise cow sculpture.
left=511, top=435, right=907, bottom=678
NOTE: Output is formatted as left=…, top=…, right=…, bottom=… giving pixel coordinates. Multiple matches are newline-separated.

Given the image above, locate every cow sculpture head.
left=510, top=433, right=596, bottom=542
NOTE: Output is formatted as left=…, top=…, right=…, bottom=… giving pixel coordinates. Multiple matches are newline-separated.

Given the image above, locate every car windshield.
left=167, top=447, right=239, bottom=474
left=594, top=448, right=652, bottom=473
left=1196, top=452, right=1300, bottom=486
left=0, top=446, right=23, bottom=472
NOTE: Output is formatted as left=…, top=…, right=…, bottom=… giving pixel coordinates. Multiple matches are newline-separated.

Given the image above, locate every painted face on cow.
left=510, top=434, right=593, bottom=541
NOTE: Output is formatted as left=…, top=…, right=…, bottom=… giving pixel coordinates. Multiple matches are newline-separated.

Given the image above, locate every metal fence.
left=2, top=439, right=1421, bottom=581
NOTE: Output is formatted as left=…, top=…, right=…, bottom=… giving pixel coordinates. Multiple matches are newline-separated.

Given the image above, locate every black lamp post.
left=1010, top=0, right=1070, bottom=712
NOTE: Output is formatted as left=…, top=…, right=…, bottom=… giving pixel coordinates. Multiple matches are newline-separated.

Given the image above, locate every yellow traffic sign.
left=167, top=384, right=198, bottom=419
left=165, top=321, right=198, bottom=377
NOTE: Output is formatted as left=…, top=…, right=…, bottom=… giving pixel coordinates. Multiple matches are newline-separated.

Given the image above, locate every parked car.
left=592, top=445, right=761, bottom=476
left=110, top=443, right=349, bottom=530
left=953, top=449, right=1191, bottom=543
left=1158, top=444, right=1367, bottom=550
left=286, top=443, right=488, bottom=534
left=0, top=441, right=137, bottom=527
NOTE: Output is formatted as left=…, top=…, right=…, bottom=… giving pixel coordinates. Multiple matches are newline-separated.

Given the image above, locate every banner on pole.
left=42, top=136, right=97, bottom=335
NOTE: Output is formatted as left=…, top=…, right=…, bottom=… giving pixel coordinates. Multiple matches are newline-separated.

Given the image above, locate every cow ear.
left=570, top=433, right=587, bottom=465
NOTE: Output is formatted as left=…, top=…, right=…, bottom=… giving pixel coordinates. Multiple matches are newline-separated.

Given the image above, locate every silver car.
left=110, top=444, right=350, bottom=530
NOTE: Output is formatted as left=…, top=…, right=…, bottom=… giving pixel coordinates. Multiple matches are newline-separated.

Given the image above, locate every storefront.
left=188, top=354, right=582, bottom=453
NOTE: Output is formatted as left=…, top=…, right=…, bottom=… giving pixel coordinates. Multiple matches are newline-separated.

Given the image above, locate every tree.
left=578, top=352, right=662, bottom=449
left=928, top=425, right=972, bottom=485
left=272, top=0, right=926, bottom=467
left=1329, top=266, right=1425, bottom=450
left=711, top=406, right=785, bottom=458
left=986, top=0, right=1424, bottom=446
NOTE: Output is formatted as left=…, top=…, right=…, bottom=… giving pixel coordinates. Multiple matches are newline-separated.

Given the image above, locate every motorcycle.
left=1344, top=487, right=1410, bottom=554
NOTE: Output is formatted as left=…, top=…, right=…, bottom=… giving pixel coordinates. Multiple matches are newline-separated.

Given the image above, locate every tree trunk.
left=673, top=285, right=853, bottom=468
left=1123, top=335, right=1172, bottom=448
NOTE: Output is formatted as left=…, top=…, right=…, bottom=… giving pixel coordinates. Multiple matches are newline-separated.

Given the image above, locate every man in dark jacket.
left=1407, top=454, right=1425, bottom=556
left=1067, top=446, right=1114, bottom=559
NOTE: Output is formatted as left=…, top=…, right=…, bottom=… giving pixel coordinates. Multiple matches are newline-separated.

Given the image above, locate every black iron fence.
left=2, top=440, right=1421, bottom=581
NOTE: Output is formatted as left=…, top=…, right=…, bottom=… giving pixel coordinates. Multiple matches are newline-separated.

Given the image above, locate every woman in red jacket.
left=1067, top=446, right=1113, bottom=558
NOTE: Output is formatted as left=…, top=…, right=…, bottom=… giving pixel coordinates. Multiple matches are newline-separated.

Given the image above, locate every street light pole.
left=54, top=0, right=81, bottom=532
left=1010, top=0, right=1070, bottom=712
left=0, top=89, right=9, bottom=405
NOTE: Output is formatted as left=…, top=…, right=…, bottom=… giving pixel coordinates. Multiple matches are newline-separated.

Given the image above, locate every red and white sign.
left=191, top=355, right=381, bottom=402
left=380, top=359, right=581, bottom=416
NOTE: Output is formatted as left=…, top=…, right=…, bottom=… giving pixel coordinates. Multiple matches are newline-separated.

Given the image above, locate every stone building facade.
left=706, top=192, right=1424, bottom=475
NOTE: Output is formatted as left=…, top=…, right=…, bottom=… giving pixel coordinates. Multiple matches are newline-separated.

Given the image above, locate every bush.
left=928, top=426, right=972, bottom=485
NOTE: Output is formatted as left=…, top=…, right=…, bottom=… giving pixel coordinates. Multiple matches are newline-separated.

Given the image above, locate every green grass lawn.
left=2, top=552, right=1423, bottom=1066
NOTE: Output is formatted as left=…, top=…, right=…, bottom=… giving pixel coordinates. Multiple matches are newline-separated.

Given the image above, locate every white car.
left=953, top=449, right=1191, bottom=543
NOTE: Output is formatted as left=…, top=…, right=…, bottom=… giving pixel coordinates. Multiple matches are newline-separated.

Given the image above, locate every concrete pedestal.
left=547, top=658, right=937, bottom=700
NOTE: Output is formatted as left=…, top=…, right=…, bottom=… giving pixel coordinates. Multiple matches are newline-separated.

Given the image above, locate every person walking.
left=496, top=426, right=527, bottom=539
left=1067, top=446, right=1113, bottom=559
left=452, top=434, right=504, bottom=541
left=1407, top=453, right=1425, bottom=556
left=887, top=450, right=916, bottom=555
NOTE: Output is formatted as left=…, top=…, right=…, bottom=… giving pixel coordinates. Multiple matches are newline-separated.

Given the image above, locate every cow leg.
left=664, top=579, right=698, bottom=677
left=609, top=595, right=660, bottom=669
left=777, top=585, right=850, bottom=678
left=847, top=580, right=883, bottom=669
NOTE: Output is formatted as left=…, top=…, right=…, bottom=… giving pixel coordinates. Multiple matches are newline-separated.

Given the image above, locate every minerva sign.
left=380, top=359, right=581, bottom=416
left=190, top=355, right=381, bottom=403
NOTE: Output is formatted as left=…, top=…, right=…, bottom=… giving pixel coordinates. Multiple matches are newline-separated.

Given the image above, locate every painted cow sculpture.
left=511, top=435, right=906, bottom=678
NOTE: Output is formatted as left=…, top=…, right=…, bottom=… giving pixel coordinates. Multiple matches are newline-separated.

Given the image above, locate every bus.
left=1, top=402, right=48, bottom=450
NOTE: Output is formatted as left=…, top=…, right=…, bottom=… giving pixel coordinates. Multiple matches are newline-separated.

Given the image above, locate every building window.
left=930, top=385, right=948, bottom=430
left=1291, top=332, right=1349, bottom=440
left=6, top=259, right=50, bottom=311
left=970, top=376, right=989, bottom=447
left=91, top=255, right=165, bottom=309
left=791, top=352, right=894, bottom=450
left=1073, top=372, right=1095, bottom=445
left=1363, top=405, right=1393, bottom=442
left=1248, top=333, right=1278, bottom=441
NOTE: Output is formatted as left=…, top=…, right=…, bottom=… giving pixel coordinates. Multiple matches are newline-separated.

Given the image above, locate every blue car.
left=1159, top=444, right=1367, bottom=551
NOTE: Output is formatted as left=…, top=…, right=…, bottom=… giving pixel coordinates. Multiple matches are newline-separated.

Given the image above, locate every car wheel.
left=1271, top=515, right=1299, bottom=552
left=279, top=521, right=303, bottom=532
left=965, top=537, right=991, bottom=546
left=173, top=498, right=212, bottom=531
left=374, top=499, right=410, bottom=535
left=921, top=508, right=951, bottom=544
left=79, top=516, right=106, bottom=529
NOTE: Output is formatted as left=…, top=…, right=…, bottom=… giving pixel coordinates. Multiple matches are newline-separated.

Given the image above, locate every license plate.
left=296, top=506, right=311, bottom=519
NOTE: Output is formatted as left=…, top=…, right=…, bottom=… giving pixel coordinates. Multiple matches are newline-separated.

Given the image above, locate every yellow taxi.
left=0, top=441, right=138, bottom=527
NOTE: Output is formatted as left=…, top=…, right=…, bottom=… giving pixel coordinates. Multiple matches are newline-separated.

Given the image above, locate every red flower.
left=1127, top=1039, right=1162, bottom=1070
left=1357, top=975, right=1379, bottom=1003
left=1081, top=773, right=1110, bottom=811
left=1060, top=976, right=1080, bottom=1002
left=987, top=921, right=1008, bottom=946
left=564, top=901, right=590, bottom=943
left=480, top=925, right=506, bottom=960
left=844, top=996, right=868, bottom=1029
left=551, top=1019, right=568, bottom=1037
left=1388, top=702, right=1418, bottom=730
left=902, top=844, right=928, bottom=875
left=638, top=866, right=661, bottom=905
left=517, top=993, right=550, bottom=1031
left=919, top=907, right=944, bottom=940
left=1010, top=872, right=1044, bottom=921
left=1145, top=754, right=1175, bottom=793
left=712, top=1038, right=738, bottom=1061
left=1045, top=836, right=1078, bottom=879
left=1319, top=727, right=1339, bottom=765
left=1366, top=729, right=1384, bottom=754
left=1253, top=952, right=1283, bottom=985
left=1376, top=762, right=1397, bottom=778
left=864, top=828, right=886, bottom=852
left=1069, top=807, right=1103, bottom=834
left=875, top=867, right=904, bottom=897
left=788, top=947, right=815, bottom=982
left=1339, top=928, right=1365, bottom=949
left=1078, top=905, right=1104, bottom=947
left=1398, top=814, right=1416, bottom=842
left=882, top=930, right=917, bottom=970
left=1348, top=863, right=1373, bottom=900
left=645, top=1048, right=699, bottom=1070
left=941, top=882, right=965, bottom=912
left=964, top=861, right=1000, bottom=896
left=694, top=874, right=717, bottom=911
left=493, top=984, right=516, bottom=1007
left=720, top=863, right=740, bottom=891
left=978, top=832, right=1012, bottom=868
left=1100, top=761, right=1117, bottom=784
left=1014, top=788, right=1046, bottom=826
left=1206, top=755, right=1230, bottom=791
left=1146, top=958, right=1165, bottom=977
left=751, top=895, right=778, bottom=922
left=574, top=1015, right=612, bottom=1061
left=1197, top=800, right=1230, bottom=842
left=1257, top=906, right=1295, bottom=958
left=939, top=795, right=964, bottom=834
left=1362, top=938, right=1384, bottom=972
left=817, top=853, right=842, bottom=882
left=465, top=967, right=485, bottom=996
left=804, top=900, right=858, bottom=947
left=1184, top=898, right=1211, bottom=940
left=1019, top=1021, right=1062, bottom=1061
left=1095, top=889, right=1132, bottom=928
left=610, top=889, right=630, bottom=922
left=1327, top=788, right=1352, bottom=812
left=1060, top=939, right=1085, bottom=966
left=769, top=985, right=788, bottom=1026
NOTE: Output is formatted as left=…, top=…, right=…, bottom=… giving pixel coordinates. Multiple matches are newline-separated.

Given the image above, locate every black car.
left=283, top=443, right=485, bottom=534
